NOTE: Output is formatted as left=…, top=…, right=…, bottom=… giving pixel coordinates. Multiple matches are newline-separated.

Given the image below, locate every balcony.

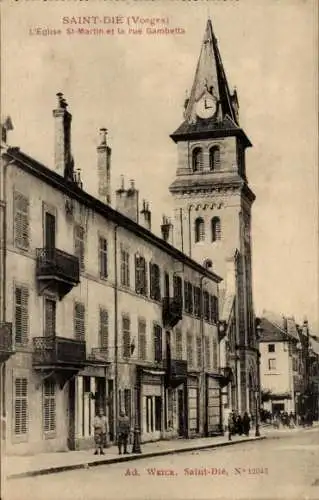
left=0, top=322, right=14, bottom=362
left=164, top=358, right=188, bottom=388
left=33, top=336, right=86, bottom=369
left=36, top=248, right=80, bottom=299
left=162, top=297, right=183, bottom=329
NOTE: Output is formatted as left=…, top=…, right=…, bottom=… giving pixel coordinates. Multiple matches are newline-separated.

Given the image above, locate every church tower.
left=169, top=19, right=257, bottom=413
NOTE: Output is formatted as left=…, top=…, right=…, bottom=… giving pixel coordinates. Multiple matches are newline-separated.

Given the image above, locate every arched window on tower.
left=209, top=146, right=220, bottom=171
left=195, top=217, right=205, bottom=243
left=211, top=217, right=221, bottom=242
left=192, top=147, right=203, bottom=172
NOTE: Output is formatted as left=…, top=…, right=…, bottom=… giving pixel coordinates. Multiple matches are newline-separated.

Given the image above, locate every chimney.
left=97, top=128, right=111, bottom=204
left=161, top=215, right=173, bottom=244
left=115, top=177, right=139, bottom=223
left=140, top=200, right=151, bottom=231
left=53, top=93, right=74, bottom=180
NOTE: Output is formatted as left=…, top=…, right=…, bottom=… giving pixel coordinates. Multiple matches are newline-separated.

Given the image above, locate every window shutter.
left=138, top=318, right=147, bottom=360
left=212, top=338, right=218, bottom=369
left=14, top=378, right=28, bottom=435
left=196, top=336, right=202, bottom=367
left=14, top=192, right=30, bottom=250
left=205, top=337, right=210, bottom=368
left=74, top=225, right=85, bottom=271
left=99, top=237, right=108, bottom=278
left=122, top=315, right=131, bottom=358
left=43, top=381, right=56, bottom=432
left=135, top=254, right=140, bottom=293
left=74, top=302, right=85, bottom=340
left=15, top=286, right=29, bottom=345
left=175, top=328, right=183, bottom=360
left=44, top=298, right=56, bottom=337
left=99, top=308, right=108, bottom=350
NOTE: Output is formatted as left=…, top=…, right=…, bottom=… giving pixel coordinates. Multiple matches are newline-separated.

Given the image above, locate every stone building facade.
left=0, top=93, right=223, bottom=455
left=169, top=20, right=258, bottom=415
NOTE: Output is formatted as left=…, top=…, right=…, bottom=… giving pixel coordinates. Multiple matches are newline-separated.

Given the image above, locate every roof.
left=3, top=147, right=223, bottom=284
left=259, top=313, right=299, bottom=344
left=171, top=19, right=252, bottom=148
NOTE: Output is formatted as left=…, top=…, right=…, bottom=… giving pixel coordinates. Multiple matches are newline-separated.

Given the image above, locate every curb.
left=7, top=436, right=266, bottom=480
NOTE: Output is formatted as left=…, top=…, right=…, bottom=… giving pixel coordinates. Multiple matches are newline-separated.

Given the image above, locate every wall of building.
left=4, top=161, right=220, bottom=454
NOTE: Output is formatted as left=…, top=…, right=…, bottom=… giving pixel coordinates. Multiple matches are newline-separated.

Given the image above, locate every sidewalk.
left=5, top=434, right=265, bottom=480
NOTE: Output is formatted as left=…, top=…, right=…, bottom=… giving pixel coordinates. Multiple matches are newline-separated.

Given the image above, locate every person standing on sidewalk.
left=228, top=410, right=235, bottom=441
left=117, top=411, right=130, bottom=455
left=93, top=408, right=107, bottom=455
left=242, top=412, right=251, bottom=436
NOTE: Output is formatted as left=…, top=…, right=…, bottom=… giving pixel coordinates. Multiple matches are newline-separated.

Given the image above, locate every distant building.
left=259, top=312, right=303, bottom=414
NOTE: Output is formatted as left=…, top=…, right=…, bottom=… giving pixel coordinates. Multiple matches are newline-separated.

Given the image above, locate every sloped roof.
left=259, top=317, right=289, bottom=343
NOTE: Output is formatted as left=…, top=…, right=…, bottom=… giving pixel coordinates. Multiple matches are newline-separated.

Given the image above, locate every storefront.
left=187, top=374, right=200, bottom=437
left=69, top=363, right=112, bottom=450
left=205, top=374, right=222, bottom=435
left=138, top=367, right=165, bottom=442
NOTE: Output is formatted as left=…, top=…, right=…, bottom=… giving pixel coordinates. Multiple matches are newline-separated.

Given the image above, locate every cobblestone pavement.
left=6, top=428, right=319, bottom=500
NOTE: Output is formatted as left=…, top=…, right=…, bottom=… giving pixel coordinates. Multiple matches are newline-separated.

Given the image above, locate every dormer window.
left=211, top=217, right=221, bottom=242
left=194, top=217, right=205, bottom=243
left=209, top=146, right=220, bottom=171
left=192, top=147, right=203, bottom=172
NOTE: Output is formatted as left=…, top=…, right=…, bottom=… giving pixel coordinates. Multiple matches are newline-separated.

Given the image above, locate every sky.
left=1, top=0, right=318, bottom=331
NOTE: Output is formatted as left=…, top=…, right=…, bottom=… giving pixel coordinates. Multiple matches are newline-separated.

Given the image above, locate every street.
left=6, top=429, right=319, bottom=500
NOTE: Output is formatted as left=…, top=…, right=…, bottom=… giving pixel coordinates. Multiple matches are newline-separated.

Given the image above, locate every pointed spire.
left=184, top=19, right=238, bottom=125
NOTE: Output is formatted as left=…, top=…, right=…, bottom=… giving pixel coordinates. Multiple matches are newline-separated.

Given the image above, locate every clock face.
left=195, top=94, right=216, bottom=119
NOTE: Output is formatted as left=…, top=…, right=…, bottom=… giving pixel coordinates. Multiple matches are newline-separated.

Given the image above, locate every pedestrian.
left=242, top=412, right=251, bottom=436
left=236, top=414, right=243, bottom=435
left=93, top=408, right=107, bottom=455
left=228, top=410, right=235, bottom=441
left=117, top=410, right=130, bottom=455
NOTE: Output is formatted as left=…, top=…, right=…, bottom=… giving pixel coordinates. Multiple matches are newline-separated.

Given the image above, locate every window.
left=99, top=308, right=108, bottom=351
left=15, top=286, right=29, bottom=345
left=292, top=357, right=298, bottom=372
left=210, top=295, right=219, bottom=324
left=205, top=337, right=211, bottom=368
left=209, top=146, right=220, bottom=171
left=187, top=332, right=193, bottom=367
left=196, top=336, right=202, bottom=368
left=154, top=324, right=162, bottom=362
left=150, top=263, right=161, bottom=301
left=192, top=147, right=203, bottom=172
left=268, top=344, right=275, bottom=353
left=175, top=328, right=183, bottom=360
left=203, top=291, right=210, bottom=321
left=74, top=302, right=85, bottom=340
left=14, top=377, right=28, bottom=435
left=44, top=297, right=56, bottom=337
left=43, top=380, right=56, bottom=433
left=99, top=237, right=108, bottom=279
left=184, top=281, right=193, bottom=314
left=135, top=254, right=147, bottom=296
left=120, top=248, right=130, bottom=287
left=164, top=272, right=170, bottom=298
left=194, top=217, right=205, bottom=243
left=194, top=287, right=201, bottom=317
left=74, top=225, right=85, bottom=271
left=212, top=338, right=218, bottom=369
left=211, top=217, right=221, bottom=242
left=14, top=192, right=29, bottom=250
left=173, top=275, right=183, bottom=304
left=268, top=358, right=276, bottom=370
left=122, top=315, right=131, bottom=358
left=138, top=318, right=147, bottom=360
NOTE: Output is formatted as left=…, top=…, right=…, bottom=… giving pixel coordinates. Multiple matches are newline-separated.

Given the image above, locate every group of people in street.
left=227, top=410, right=252, bottom=441
left=93, top=408, right=131, bottom=456
left=261, top=408, right=314, bottom=429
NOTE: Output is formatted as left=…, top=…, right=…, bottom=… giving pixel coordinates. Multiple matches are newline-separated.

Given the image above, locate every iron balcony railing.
left=162, top=297, right=183, bottom=329
left=32, top=336, right=86, bottom=366
left=36, top=248, right=80, bottom=284
left=0, top=322, right=14, bottom=361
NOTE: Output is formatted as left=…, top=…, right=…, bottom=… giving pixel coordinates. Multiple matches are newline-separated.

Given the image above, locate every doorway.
left=178, top=389, right=185, bottom=436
